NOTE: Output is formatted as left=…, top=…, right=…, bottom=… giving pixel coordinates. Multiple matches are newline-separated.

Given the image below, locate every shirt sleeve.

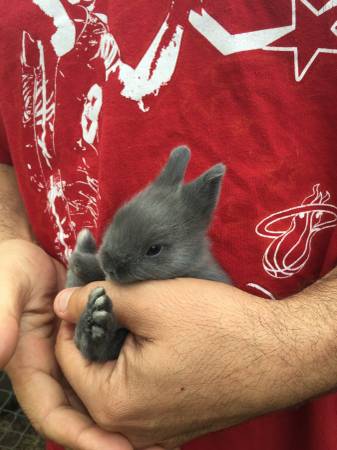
left=0, top=110, right=12, bottom=165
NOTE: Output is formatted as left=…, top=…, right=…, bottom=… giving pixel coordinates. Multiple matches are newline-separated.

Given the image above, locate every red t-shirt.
left=1, top=1, right=337, bottom=449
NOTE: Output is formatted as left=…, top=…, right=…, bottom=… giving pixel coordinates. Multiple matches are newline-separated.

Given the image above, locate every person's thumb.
left=53, top=287, right=79, bottom=322
left=0, top=273, right=23, bottom=368
left=53, top=280, right=165, bottom=336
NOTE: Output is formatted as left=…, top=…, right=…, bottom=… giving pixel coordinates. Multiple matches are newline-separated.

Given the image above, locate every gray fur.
left=66, top=229, right=105, bottom=288
left=68, top=146, right=231, bottom=361
left=98, top=146, right=230, bottom=284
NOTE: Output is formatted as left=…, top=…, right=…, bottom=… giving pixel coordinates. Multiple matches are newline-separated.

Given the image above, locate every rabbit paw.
left=75, top=287, right=127, bottom=361
left=67, top=229, right=105, bottom=287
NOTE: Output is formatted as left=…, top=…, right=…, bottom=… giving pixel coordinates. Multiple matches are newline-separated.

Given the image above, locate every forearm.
left=0, top=164, right=33, bottom=242
left=279, top=268, right=337, bottom=404
left=53, top=272, right=337, bottom=448
left=215, top=269, right=337, bottom=428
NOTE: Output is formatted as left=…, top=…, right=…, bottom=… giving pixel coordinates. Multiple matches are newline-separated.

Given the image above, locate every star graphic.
left=265, top=0, right=337, bottom=81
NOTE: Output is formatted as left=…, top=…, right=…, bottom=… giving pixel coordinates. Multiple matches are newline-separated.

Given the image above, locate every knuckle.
left=93, top=407, right=117, bottom=430
left=92, top=395, right=130, bottom=431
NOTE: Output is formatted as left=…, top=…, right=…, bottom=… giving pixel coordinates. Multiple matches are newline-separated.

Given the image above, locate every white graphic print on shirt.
left=256, top=185, right=337, bottom=279
left=20, top=0, right=337, bottom=267
left=21, top=0, right=185, bottom=259
left=266, top=0, right=337, bottom=81
left=190, top=0, right=337, bottom=81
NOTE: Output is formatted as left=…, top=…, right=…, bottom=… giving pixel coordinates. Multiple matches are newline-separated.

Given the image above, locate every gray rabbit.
left=66, top=146, right=231, bottom=361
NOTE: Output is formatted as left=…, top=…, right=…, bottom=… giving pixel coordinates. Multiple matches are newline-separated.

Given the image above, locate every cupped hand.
left=0, top=239, right=65, bottom=369
left=54, top=278, right=267, bottom=449
left=1, top=239, right=158, bottom=450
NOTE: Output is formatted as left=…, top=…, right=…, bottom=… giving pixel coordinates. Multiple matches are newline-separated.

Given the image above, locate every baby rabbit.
left=67, top=146, right=231, bottom=361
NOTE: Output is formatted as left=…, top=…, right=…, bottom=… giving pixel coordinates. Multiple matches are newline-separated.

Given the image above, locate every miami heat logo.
left=256, top=184, right=337, bottom=279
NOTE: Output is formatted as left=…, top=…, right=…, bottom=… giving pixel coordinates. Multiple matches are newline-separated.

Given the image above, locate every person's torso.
left=1, top=1, right=337, bottom=449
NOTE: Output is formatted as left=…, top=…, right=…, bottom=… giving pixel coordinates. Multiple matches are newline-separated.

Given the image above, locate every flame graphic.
left=256, top=184, right=337, bottom=278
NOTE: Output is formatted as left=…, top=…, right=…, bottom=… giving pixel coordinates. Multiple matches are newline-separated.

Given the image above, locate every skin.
left=1, top=164, right=337, bottom=449
left=54, top=270, right=337, bottom=449
left=1, top=14, right=336, bottom=438
left=0, top=4, right=203, bottom=449
left=0, top=164, right=162, bottom=450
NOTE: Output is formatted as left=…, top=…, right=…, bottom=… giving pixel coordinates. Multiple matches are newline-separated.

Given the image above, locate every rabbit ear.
left=154, top=146, right=191, bottom=187
left=182, top=163, right=226, bottom=223
left=75, top=228, right=97, bottom=253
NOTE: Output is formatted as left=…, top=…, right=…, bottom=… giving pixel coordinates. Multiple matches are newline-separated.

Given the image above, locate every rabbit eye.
left=146, top=244, right=162, bottom=256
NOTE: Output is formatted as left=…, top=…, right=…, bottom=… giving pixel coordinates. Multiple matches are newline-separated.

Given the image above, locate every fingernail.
left=55, top=288, right=76, bottom=313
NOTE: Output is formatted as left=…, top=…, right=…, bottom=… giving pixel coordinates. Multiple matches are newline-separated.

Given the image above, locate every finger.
left=54, top=287, right=79, bottom=323
left=44, top=409, right=134, bottom=450
left=54, top=279, right=178, bottom=334
left=56, top=324, right=177, bottom=450
left=0, top=271, right=23, bottom=367
left=61, top=373, right=88, bottom=415
left=52, top=257, right=67, bottom=289
left=11, top=341, right=132, bottom=450
left=43, top=405, right=134, bottom=450
left=55, top=320, right=113, bottom=401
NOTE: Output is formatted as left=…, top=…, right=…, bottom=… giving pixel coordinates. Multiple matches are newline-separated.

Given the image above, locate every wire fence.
left=0, top=372, right=44, bottom=449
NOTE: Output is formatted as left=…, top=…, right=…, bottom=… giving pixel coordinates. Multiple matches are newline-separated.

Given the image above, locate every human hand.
left=1, top=239, right=154, bottom=450
left=0, top=239, right=65, bottom=368
left=54, top=278, right=277, bottom=449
